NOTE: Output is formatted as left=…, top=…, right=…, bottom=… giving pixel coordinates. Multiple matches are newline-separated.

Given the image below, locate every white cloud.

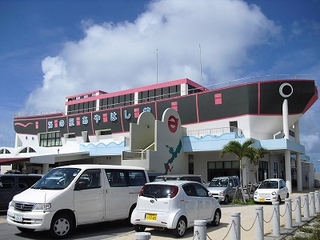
left=301, top=133, right=320, bottom=154
left=300, top=98, right=320, bottom=157
left=22, top=0, right=281, bottom=114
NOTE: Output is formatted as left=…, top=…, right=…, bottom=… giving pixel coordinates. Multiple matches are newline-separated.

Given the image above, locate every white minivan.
left=7, top=164, right=149, bottom=239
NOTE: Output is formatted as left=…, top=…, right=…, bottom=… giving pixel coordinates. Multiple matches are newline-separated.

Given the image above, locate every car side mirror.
left=75, top=181, right=88, bottom=190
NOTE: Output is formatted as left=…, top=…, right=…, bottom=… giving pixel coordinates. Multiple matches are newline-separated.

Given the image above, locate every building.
left=0, top=77, right=318, bottom=193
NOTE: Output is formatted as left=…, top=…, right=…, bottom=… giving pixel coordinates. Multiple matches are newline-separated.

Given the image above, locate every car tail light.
left=139, top=185, right=146, bottom=196
left=170, top=186, right=179, bottom=198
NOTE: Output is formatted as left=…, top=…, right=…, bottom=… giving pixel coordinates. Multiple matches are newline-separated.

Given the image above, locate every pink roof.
left=65, top=78, right=207, bottom=106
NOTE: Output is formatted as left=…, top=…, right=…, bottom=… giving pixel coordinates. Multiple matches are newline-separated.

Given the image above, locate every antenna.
left=199, top=44, right=203, bottom=84
left=156, top=48, right=159, bottom=84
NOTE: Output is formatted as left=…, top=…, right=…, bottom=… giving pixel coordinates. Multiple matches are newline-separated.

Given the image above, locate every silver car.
left=207, top=176, right=240, bottom=203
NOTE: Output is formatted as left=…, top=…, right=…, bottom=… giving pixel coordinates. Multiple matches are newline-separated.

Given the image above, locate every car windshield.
left=32, top=168, right=81, bottom=190
left=259, top=180, right=279, bottom=189
left=209, top=179, right=229, bottom=187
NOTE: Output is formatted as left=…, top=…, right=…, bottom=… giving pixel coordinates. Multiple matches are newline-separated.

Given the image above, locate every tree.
left=246, top=147, right=270, bottom=185
left=220, top=138, right=255, bottom=201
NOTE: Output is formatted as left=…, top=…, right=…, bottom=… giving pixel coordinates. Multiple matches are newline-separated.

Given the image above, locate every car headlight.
left=9, top=200, right=15, bottom=208
left=271, top=191, right=277, bottom=196
left=254, top=191, right=258, bottom=196
left=33, top=203, right=51, bottom=210
left=219, top=192, right=225, bottom=196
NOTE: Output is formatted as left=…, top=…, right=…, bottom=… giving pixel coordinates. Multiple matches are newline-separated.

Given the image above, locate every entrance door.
left=188, top=155, right=194, bottom=174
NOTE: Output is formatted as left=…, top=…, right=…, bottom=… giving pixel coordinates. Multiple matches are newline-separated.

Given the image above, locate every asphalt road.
left=0, top=190, right=315, bottom=240
left=0, top=211, right=133, bottom=240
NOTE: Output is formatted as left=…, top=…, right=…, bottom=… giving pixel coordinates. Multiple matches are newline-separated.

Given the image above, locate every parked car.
left=154, top=174, right=207, bottom=185
left=207, top=176, right=240, bottom=203
left=4, top=169, right=22, bottom=174
left=7, top=164, right=149, bottom=239
left=254, top=178, right=289, bottom=203
left=131, top=181, right=221, bottom=237
left=0, top=174, right=42, bottom=211
left=147, top=172, right=163, bottom=182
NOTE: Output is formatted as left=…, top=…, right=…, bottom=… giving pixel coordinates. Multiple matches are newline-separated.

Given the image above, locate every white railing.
left=122, top=143, right=154, bottom=160
left=187, top=127, right=243, bottom=138
left=193, top=190, right=320, bottom=240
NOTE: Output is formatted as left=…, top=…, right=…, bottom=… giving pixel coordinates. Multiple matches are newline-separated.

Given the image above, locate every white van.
left=7, top=164, right=149, bottom=239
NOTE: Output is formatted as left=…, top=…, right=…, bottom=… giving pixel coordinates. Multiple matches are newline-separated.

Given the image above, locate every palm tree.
left=246, top=147, right=270, bottom=185
left=220, top=138, right=255, bottom=201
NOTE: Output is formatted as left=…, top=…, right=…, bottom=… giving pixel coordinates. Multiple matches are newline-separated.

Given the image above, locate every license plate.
left=14, top=214, right=23, bottom=222
left=258, top=198, right=265, bottom=202
left=145, top=213, right=157, bottom=221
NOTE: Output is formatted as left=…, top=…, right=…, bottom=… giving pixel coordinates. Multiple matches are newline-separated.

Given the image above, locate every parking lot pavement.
left=113, top=190, right=319, bottom=240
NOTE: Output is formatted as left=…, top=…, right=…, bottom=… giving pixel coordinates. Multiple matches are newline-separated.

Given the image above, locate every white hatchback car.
left=131, top=181, right=221, bottom=237
left=254, top=178, right=289, bottom=203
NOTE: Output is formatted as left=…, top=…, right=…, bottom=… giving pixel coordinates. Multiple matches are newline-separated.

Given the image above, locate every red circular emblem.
left=168, top=115, right=178, bottom=133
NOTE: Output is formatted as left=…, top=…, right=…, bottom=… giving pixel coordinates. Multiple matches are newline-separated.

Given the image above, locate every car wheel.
left=17, top=227, right=35, bottom=233
left=212, top=210, right=221, bottom=226
left=126, top=204, right=136, bottom=226
left=133, top=225, right=146, bottom=232
left=173, top=217, right=187, bottom=237
left=50, top=213, right=73, bottom=239
left=286, top=193, right=289, bottom=198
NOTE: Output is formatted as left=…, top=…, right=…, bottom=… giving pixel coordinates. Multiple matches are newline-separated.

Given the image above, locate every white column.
left=294, top=121, right=302, bottom=191
left=285, top=150, right=292, bottom=194
left=282, top=99, right=289, bottom=139
left=296, top=153, right=302, bottom=191
left=283, top=99, right=292, bottom=194
left=42, top=163, right=49, bottom=174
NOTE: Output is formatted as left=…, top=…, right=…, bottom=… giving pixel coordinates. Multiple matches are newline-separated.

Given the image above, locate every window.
left=34, top=168, right=81, bottom=190
left=273, top=162, right=278, bottom=178
left=19, top=148, right=28, bottom=153
left=39, top=131, right=62, bottom=147
left=258, top=161, right=268, bottom=182
left=183, top=184, right=197, bottom=196
left=171, top=101, right=178, bottom=111
left=0, top=177, right=14, bottom=189
left=29, top=147, right=36, bottom=153
left=18, top=176, right=41, bottom=189
left=65, top=133, right=76, bottom=139
left=194, top=184, right=209, bottom=197
left=105, top=169, right=147, bottom=187
left=106, top=170, right=126, bottom=187
left=0, top=149, right=11, bottom=154
left=100, top=129, right=112, bottom=135
left=82, top=131, right=90, bottom=143
left=142, top=184, right=177, bottom=198
left=188, top=84, right=203, bottom=94
left=129, top=171, right=147, bottom=186
left=207, top=161, right=240, bottom=180
left=229, top=121, right=238, bottom=132
left=183, top=183, right=209, bottom=197
left=76, top=169, right=101, bottom=189
left=214, top=93, right=222, bottom=105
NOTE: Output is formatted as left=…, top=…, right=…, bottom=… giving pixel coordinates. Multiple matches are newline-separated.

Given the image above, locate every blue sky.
left=1, top=0, right=320, bottom=160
